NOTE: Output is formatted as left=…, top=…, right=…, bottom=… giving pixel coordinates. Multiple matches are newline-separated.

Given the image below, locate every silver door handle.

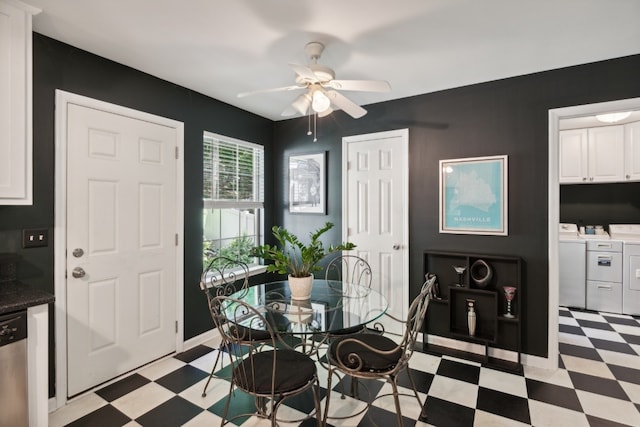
left=72, top=267, right=86, bottom=278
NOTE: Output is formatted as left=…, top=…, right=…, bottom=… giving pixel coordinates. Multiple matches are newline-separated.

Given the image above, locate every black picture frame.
left=289, top=152, right=326, bottom=214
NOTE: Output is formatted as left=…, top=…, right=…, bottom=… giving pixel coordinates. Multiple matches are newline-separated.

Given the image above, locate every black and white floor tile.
left=50, top=307, right=640, bottom=426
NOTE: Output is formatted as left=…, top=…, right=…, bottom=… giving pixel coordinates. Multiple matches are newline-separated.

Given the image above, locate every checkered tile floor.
left=50, top=307, right=640, bottom=426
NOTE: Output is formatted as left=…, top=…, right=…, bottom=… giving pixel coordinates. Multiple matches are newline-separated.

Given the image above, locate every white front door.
left=65, top=102, right=179, bottom=396
left=343, top=129, right=409, bottom=334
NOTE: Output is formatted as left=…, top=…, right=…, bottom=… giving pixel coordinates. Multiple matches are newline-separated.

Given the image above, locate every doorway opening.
left=548, top=97, right=640, bottom=369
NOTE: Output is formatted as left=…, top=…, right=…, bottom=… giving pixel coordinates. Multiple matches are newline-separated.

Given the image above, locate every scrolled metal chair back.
left=200, top=256, right=250, bottom=320
left=325, top=254, right=372, bottom=291
left=399, top=275, right=435, bottom=361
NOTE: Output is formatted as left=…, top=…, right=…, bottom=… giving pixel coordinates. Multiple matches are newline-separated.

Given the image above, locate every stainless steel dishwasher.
left=0, top=310, right=28, bottom=427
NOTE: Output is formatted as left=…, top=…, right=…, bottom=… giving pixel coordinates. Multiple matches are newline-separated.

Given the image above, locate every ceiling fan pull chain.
left=307, top=106, right=312, bottom=136
left=313, top=113, right=318, bottom=142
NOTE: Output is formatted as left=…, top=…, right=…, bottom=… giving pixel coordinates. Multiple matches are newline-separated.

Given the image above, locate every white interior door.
left=343, top=129, right=409, bottom=335
left=65, top=103, right=178, bottom=396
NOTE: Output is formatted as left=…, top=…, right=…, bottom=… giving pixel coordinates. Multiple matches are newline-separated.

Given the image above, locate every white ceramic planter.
left=288, top=274, right=313, bottom=300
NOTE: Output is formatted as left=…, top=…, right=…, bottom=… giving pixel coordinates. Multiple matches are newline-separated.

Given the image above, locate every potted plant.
left=250, top=222, right=356, bottom=299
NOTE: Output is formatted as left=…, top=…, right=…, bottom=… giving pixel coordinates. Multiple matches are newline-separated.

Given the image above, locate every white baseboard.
left=425, top=334, right=553, bottom=369
left=183, top=328, right=221, bottom=351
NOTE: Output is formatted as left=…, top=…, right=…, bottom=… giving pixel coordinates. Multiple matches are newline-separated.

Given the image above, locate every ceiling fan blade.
left=237, top=84, right=303, bottom=98
left=325, top=79, right=391, bottom=93
left=289, top=63, right=318, bottom=83
left=326, top=90, right=367, bottom=118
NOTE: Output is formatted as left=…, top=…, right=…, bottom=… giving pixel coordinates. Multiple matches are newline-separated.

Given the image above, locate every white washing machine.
left=609, top=224, right=640, bottom=316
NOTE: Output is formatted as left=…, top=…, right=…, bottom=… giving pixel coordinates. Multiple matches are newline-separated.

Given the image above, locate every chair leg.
left=322, top=368, right=334, bottom=426
left=405, top=368, right=424, bottom=408
left=201, top=347, right=223, bottom=397
left=312, top=379, right=322, bottom=427
left=220, top=380, right=235, bottom=426
left=389, top=379, right=404, bottom=427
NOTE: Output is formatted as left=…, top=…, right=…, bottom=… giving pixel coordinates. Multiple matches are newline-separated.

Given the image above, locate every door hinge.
left=175, top=233, right=179, bottom=246
left=175, top=320, right=178, bottom=334
left=175, top=146, right=179, bottom=159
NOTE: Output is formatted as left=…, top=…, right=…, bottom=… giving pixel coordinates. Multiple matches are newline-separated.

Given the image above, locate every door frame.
left=53, top=90, right=185, bottom=408
left=547, top=96, right=640, bottom=371
left=342, top=128, right=410, bottom=323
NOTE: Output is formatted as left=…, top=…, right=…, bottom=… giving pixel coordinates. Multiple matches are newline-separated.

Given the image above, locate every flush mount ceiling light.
left=595, top=111, right=632, bottom=123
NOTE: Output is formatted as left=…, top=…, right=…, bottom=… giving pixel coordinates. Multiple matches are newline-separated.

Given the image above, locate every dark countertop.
left=0, top=281, right=55, bottom=315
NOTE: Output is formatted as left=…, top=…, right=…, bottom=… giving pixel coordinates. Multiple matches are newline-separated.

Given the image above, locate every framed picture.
left=289, top=152, right=326, bottom=214
left=439, top=155, right=508, bottom=235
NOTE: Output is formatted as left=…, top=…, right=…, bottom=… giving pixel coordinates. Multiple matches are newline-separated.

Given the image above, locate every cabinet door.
left=0, top=1, right=37, bottom=204
left=559, top=129, right=588, bottom=183
left=624, top=121, right=640, bottom=181
left=588, top=126, right=625, bottom=183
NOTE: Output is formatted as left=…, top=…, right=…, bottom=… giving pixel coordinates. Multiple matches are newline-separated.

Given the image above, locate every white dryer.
left=609, top=224, right=640, bottom=315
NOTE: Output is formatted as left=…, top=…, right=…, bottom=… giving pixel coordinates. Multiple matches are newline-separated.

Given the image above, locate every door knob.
left=393, top=244, right=401, bottom=250
left=72, top=248, right=84, bottom=258
left=72, top=267, right=86, bottom=278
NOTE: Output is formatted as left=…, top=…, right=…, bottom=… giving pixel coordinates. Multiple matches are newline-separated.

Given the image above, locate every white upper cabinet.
left=0, top=0, right=40, bottom=205
left=625, top=121, right=640, bottom=181
left=587, top=125, right=625, bottom=183
left=559, top=124, right=633, bottom=184
left=559, top=129, right=588, bottom=183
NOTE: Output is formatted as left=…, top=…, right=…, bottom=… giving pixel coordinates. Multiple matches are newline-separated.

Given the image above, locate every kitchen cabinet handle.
left=596, top=284, right=612, bottom=290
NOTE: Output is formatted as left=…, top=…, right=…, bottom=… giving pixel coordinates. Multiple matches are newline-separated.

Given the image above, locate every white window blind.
left=203, top=132, right=264, bottom=209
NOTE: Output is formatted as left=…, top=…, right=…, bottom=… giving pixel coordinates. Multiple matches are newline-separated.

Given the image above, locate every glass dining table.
left=222, top=279, right=388, bottom=353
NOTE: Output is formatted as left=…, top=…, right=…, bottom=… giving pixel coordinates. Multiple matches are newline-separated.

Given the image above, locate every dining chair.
left=324, top=255, right=372, bottom=335
left=322, top=276, right=434, bottom=426
left=325, top=254, right=372, bottom=289
left=199, top=255, right=271, bottom=397
left=213, top=295, right=323, bottom=427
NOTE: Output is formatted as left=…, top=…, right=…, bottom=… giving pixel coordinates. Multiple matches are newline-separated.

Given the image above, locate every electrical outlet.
left=23, top=228, right=49, bottom=248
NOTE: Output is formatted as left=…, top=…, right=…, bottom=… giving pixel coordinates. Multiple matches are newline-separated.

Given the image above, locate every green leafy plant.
left=250, top=222, right=355, bottom=278
left=203, top=235, right=255, bottom=270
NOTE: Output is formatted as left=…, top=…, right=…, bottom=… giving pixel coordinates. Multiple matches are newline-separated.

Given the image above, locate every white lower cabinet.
left=587, top=281, right=622, bottom=313
left=585, top=240, right=623, bottom=313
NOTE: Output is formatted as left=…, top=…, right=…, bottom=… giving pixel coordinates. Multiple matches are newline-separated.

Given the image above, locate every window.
left=203, top=131, right=264, bottom=271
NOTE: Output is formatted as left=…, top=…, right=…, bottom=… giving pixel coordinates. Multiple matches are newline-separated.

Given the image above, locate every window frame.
left=202, top=131, right=265, bottom=277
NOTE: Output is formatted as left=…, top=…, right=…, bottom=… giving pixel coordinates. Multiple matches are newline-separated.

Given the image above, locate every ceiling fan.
left=237, top=42, right=391, bottom=119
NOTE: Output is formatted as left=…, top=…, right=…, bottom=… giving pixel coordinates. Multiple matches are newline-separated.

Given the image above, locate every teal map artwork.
left=443, top=160, right=503, bottom=231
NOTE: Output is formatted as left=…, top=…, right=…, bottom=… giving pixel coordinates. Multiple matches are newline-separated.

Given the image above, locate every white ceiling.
left=25, top=0, right=640, bottom=121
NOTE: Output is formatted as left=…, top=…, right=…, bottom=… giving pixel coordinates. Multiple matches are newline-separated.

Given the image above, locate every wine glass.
left=503, top=286, right=517, bottom=318
left=453, top=265, right=466, bottom=287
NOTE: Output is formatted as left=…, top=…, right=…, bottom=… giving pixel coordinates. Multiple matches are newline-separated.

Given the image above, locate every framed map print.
left=439, top=155, right=508, bottom=235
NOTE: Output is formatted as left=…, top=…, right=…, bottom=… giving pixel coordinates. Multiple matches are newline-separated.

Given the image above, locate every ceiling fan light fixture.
left=596, top=111, right=632, bottom=123
left=291, top=94, right=311, bottom=115
left=311, top=89, right=331, bottom=113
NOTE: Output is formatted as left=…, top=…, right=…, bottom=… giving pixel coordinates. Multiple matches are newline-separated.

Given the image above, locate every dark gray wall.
left=560, top=183, right=640, bottom=228
left=272, top=54, right=640, bottom=357
left=0, top=33, right=274, bottom=397
left=1, top=31, right=639, bottom=396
